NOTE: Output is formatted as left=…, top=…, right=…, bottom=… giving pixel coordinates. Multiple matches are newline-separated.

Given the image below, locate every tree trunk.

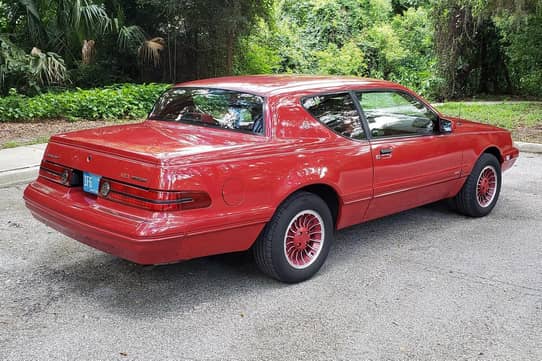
left=225, top=30, right=235, bottom=75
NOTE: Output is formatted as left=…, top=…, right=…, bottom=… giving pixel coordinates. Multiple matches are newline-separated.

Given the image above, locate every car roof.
left=174, top=75, right=405, bottom=97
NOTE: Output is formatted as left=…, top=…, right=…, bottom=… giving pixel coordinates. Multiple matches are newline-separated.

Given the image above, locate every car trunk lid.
left=50, top=121, right=264, bottom=164
left=44, top=121, right=266, bottom=189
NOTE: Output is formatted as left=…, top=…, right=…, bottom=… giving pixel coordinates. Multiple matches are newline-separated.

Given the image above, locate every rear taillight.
left=98, top=178, right=211, bottom=211
left=39, top=160, right=81, bottom=186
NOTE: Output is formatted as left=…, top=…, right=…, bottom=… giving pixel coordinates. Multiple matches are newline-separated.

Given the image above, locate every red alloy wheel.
left=476, top=165, right=497, bottom=207
left=283, top=210, right=325, bottom=269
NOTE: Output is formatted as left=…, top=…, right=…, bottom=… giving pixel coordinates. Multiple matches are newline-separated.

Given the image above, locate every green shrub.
left=0, top=83, right=169, bottom=122
left=315, top=41, right=368, bottom=76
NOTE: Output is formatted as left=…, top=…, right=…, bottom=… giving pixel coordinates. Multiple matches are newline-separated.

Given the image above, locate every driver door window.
left=355, top=91, right=438, bottom=138
left=302, top=93, right=366, bottom=140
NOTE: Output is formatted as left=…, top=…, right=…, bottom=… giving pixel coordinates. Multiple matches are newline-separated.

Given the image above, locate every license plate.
left=83, top=172, right=101, bottom=195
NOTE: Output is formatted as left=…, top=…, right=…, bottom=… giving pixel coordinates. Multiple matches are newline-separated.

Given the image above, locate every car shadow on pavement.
left=328, top=200, right=463, bottom=262
left=38, top=200, right=461, bottom=317
left=39, top=247, right=288, bottom=317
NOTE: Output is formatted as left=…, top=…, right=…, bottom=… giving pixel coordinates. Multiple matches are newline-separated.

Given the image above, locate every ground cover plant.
left=0, top=83, right=168, bottom=121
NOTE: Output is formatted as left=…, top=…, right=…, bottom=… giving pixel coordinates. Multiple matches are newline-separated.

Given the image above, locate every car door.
left=354, top=90, right=463, bottom=221
left=301, top=92, right=373, bottom=229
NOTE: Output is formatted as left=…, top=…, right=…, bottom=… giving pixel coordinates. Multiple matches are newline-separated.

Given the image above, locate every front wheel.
left=253, top=191, right=333, bottom=283
left=453, top=153, right=502, bottom=217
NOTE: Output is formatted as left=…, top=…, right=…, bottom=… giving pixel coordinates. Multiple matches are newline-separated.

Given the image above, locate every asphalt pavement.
left=1, top=154, right=541, bottom=360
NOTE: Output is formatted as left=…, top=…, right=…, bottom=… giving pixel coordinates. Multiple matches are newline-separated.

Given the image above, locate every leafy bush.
left=315, top=41, right=367, bottom=76
left=234, top=21, right=282, bottom=75
left=70, top=63, right=119, bottom=89
left=0, top=83, right=169, bottom=122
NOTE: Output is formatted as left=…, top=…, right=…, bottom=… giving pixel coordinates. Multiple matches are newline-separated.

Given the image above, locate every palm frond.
left=138, top=37, right=165, bottom=68
left=29, top=48, right=69, bottom=85
left=17, top=0, right=47, bottom=45
left=66, top=0, right=81, bottom=29
left=118, top=25, right=146, bottom=51
left=86, top=4, right=109, bottom=32
left=17, top=0, right=40, bottom=19
left=76, top=1, right=110, bottom=37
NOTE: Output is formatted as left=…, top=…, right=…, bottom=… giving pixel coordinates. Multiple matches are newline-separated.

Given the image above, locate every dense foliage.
left=0, top=83, right=168, bottom=121
left=0, top=0, right=271, bottom=94
left=431, top=0, right=542, bottom=98
left=234, top=0, right=542, bottom=99
left=0, top=0, right=541, bottom=100
left=235, top=0, right=438, bottom=96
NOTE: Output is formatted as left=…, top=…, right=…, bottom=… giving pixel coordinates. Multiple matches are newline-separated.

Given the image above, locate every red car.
left=24, top=75, right=519, bottom=282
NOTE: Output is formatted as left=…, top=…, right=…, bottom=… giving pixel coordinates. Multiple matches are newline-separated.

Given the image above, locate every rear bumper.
left=24, top=181, right=266, bottom=264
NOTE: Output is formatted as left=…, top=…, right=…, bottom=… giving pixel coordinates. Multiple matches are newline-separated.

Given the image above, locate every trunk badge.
left=131, top=176, right=148, bottom=183
left=86, top=155, right=92, bottom=163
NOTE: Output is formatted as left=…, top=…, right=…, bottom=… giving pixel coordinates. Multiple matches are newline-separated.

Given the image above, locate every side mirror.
left=439, top=118, right=453, bottom=133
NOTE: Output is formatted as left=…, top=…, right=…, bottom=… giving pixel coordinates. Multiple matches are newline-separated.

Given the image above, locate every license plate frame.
left=83, top=172, right=101, bottom=195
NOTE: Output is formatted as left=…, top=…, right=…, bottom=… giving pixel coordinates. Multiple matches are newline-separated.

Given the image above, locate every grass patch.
left=1, top=135, right=51, bottom=149
left=435, top=102, right=542, bottom=130
left=2, top=141, right=20, bottom=149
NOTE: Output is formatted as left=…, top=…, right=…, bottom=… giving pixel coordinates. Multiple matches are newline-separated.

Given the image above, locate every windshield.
left=148, top=88, right=265, bottom=135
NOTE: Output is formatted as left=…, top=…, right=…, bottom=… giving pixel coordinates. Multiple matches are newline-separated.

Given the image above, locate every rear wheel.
left=453, top=153, right=502, bottom=217
left=253, top=191, right=333, bottom=283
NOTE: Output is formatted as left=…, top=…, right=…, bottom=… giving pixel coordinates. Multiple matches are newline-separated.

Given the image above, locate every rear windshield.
left=148, top=88, right=265, bottom=135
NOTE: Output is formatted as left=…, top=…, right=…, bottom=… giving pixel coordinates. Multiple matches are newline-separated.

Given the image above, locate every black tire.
left=253, top=191, right=334, bottom=283
left=453, top=153, right=502, bottom=217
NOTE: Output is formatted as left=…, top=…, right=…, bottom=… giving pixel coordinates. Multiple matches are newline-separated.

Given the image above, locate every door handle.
left=380, top=148, right=393, bottom=155
left=376, top=147, right=393, bottom=160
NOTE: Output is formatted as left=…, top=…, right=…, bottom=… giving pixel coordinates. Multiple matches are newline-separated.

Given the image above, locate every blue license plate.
left=83, top=172, right=101, bottom=195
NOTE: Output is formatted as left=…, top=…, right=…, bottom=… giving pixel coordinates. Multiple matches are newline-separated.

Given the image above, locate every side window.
left=302, top=93, right=366, bottom=140
left=356, top=91, right=438, bottom=138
